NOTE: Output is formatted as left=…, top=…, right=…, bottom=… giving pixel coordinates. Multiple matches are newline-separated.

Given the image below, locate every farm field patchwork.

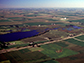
left=75, top=35, right=84, bottom=40
left=35, top=40, right=50, bottom=44
left=65, top=38, right=84, bottom=47
left=25, top=14, right=41, bottom=17
left=24, top=22, right=67, bottom=26
left=0, top=20, right=11, bottom=22
left=55, top=41, right=69, bottom=47
left=3, top=49, right=51, bottom=63
left=5, top=43, right=29, bottom=49
left=68, top=19, right=84, bottom=23
left=1, top=8, right=84, bottom=63
left=56, top=53, right=84, bottom=63
left=41, top=43, right=78, bottom=59
left=28, top=47, right=44, bottom=52
left=7, top=17, right=22, bottom=19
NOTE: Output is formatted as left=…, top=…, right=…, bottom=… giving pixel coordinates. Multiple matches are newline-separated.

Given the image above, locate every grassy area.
left=75, top=35, right=84, bottom=40
left=5, top=43, right=29, bottom=49
left=28, top=47, right=44, bottom=52
left=43, top=30, right=68, bottom=39
left=5, top=40, right=49, bottom=49
left=22, top=29, right=30, bottom=32
left=18, top=48, right=30, bottom=54
left=55, top=42, right=68, bottom=47
left=41, top=43, right=78, bottom=59
left=9, top=41, right=23, bottom=44
left=0, top=20, right=11, bottom=22
left=4, top=50, right=51, bottom=63
left=65, top=38, right=84, bottom=46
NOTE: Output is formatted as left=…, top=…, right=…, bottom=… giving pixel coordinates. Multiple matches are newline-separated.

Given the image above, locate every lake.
left=0, top=30, right=39, bottom=42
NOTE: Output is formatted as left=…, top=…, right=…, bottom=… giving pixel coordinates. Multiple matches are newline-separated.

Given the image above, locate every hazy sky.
left=0, top=0, right=84, bottom=8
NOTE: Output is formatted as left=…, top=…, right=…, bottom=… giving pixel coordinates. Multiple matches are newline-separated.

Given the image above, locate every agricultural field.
left=55, top=41, right=69, bottom=47
left=7, top=17, right=22, bottom=19
left=0, top=20, right=11, bottom=22
left=56, top=53, right=84, bottom=63
left=68, top=19, right=84, bottom=23
left=24, top=22, right=66, bottom=26
left=1, top=48, right=52, bottom=63
left=42, top=30, right=68, bottom=40
left=75, top=35, right=84, bottom=40
left=41, top=43, right=78, bottom=59
left=65, top=38, right=84, bottom=47
left=5, top=43, right=29, bottom=49
left=1, top=8, right=84, bottom=63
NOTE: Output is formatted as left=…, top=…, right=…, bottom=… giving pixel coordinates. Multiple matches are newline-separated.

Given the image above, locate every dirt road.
left=0, top=33, right=84, bottom=54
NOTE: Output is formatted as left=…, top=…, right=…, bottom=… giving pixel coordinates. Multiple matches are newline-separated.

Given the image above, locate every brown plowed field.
left=0, top=54, right=7, bottom=61
left=56, top=53, right=84, bottom=63
left=5, top=15, right=24, bottom=17
left=67, top=46, right=84, bottom=52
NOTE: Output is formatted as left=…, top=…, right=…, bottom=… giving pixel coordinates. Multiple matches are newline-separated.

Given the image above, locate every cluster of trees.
left=29, top=42, right=40, bottom=47
left=0, top=42, right=10, bottom=49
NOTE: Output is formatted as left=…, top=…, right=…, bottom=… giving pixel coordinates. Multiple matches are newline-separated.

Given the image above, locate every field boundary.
left=0, top=33, right=84, bottom=54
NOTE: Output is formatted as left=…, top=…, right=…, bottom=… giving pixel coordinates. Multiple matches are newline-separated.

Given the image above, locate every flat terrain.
left=1, top=8, right=84, bottom=63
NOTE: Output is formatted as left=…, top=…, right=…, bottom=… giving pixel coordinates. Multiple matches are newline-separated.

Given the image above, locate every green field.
left=18, top=48, right=30, bottom=54
left=0, top=20, right=11, bottom=22
left=5, top=43, right=29, bottom=49
left=24, top=22, right=67, bottom=26
left=43, top=30, right=68, bottom=38
left=9, top=41, right=23, bottom=44
left=68, top=19, right=84, bottom=23
left=41, top=43, right=78, bottom=59
left=75, top=35, right=84, bottom=40
left=65, top=38, right=84, bottom=46
left=8, top=17, right=22, bottom=19
left=22, top=29, right=30, bottom=32
left=28, top=47, right=44, bottom=52
left=55, top=42, right=68, bottom=47
left=3, top=49, right=51, bottom=63
left=5, top=40, right=49, bottom=49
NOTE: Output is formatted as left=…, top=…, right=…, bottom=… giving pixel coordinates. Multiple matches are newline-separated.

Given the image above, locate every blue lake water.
left=0, top=30, right=39, bottom=42
left=62, top=26, right=82, bottom=31
left=0, top=26, right=82, bottom=42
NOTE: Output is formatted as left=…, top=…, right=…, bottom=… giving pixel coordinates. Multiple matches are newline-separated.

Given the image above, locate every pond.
left=0, top=30, right=39, bottom=42
left=0, top=25, right=82, bottom=42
